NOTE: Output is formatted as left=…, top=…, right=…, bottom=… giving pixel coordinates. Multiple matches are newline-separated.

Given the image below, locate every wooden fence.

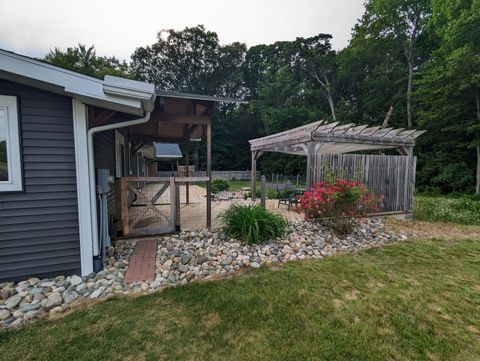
left=313, top=154, right=417, bottom=213
left=157, top=170, right=252, bottom=180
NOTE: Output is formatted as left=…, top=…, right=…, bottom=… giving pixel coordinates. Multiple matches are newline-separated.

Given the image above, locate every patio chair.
left=277, top=184, right=303, bottom=209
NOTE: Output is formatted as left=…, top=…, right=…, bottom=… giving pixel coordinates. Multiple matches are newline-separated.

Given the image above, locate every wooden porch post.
left=185, top=141, right=190, bottom=204
left=306, top=142, right=316, bottom=190
left=251, top=151, right=257, bottom=201
left=206, top=122, right=212, bottom=228
left=120, top=177, right=130, bottom=236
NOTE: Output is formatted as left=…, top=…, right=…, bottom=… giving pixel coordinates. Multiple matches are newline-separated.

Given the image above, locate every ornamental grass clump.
left=221, top=204, right=287, bottom=245
left=299, top=180, right=383, bottom=235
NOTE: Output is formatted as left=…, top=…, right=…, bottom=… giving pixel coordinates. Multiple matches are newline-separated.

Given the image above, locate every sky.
left=0, top=0, right=365, bottom=61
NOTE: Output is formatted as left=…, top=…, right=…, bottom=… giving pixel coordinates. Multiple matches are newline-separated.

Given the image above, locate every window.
left=0, top=95, right=22, bottom=192
left=114, top=130, right=125, bottom=178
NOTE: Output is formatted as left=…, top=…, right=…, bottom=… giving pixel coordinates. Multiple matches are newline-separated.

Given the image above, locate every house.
left=0, top=49, right=245, bottom=282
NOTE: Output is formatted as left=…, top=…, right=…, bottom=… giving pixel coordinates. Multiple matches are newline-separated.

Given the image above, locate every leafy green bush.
left=211, top=179, right=230, bottom=194
left=221, top=204, right=287, bottom=244
left=415, top=194, right=480, bottom=225
left=243, top=189, right=261, bottom=199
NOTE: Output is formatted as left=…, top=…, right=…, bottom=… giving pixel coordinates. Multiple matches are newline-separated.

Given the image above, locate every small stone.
left=0, top=309, right=11, bottom=321
left=27, top=278, right=41, bottom=286
left=6, top=295, right=22, bottom=309
left=45, top=292, right=63, bottom=309
left=178, top=264, right=189, bottom=273
left=251, top=262, right=261, bottom=269
left=13, top=309, right=24, bottom=318
left=70, top=275, right=83, bottom=286
left=0, top=289, right=11, bottom=300
left=50, top=306, right=63, bottom=315
left=23, top=310, right=40, bottom=320
left=140, top=283, right=149, bottom=292
left=90, top=289, right=102, bottom=299
left=20, top=303, right=41, bottom=312
left=63, top=291, right=78, bottom=304
left=181, top=253, right=192, bottom=265
left=40, top=281, right=55, bottom=288
left=28, top=287, right=44, bottom=295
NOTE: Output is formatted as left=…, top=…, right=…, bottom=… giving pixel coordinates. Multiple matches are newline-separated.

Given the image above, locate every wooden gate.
left=119, top=177, right=176, bottom=237
left=313, top=154, right=417, bottom=213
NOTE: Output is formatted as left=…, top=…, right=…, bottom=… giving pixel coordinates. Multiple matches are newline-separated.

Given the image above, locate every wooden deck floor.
left=129, top=185, right=303, bottom=233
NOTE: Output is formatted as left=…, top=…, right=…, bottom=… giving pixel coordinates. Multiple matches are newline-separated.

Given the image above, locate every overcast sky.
left=0, top=0, right=365, bottom=61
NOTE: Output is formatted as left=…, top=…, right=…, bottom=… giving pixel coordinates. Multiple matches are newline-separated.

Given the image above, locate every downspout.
left=87, top=111, right=152, bottom=257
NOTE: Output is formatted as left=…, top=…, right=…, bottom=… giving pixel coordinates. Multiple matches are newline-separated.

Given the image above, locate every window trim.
left=0, top=95, right=22, bottom=192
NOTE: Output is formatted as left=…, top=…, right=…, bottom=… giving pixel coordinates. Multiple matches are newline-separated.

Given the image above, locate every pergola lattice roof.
left=249, top=120, right=426, bottom=156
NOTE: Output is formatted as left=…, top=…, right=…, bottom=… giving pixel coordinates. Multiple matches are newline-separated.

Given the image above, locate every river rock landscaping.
left=0, top=217, right=406, bottom=328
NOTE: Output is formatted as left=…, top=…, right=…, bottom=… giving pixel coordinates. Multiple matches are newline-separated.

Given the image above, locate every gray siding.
left=0, top=79, right=80, bottom=281
left=93, top=130, right=117, bottom=228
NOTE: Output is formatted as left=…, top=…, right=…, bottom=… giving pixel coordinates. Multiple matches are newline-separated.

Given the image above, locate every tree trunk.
left=327, top=93, right=337, bottom=121
left=476, top=146, right=480, bottom=195
left=406, top=59, right=413, bottom=128
left=311, top=71, right=336, bottom=121
left=476, top=90, right=480, bottom=194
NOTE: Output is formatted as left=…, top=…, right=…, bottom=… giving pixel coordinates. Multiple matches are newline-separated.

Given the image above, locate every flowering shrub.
left=298, top=180, right=383, bottom=234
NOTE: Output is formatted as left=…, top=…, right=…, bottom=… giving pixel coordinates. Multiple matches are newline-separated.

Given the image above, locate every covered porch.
left=89, top=92, right=246, bottom=239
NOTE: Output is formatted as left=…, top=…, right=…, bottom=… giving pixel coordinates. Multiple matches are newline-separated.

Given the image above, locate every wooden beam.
left=206, top=122, right=212, bottom=229
left=154, top=114, right=211, bottom=125
left=185, top=141, right=190, bottom=204
left=251, top=151, right=257, bottom=201
left=120, top=178, right=129, bottom=236
left=312, top=132, right=415, bottom=147
left=306, top=142, right=316, bottom=189
left=93, top=109, right=117, bottom=126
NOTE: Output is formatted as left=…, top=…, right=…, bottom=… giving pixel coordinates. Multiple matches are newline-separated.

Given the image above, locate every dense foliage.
left=221, top=204, right=287, bottom=244
left=44, top=0, right=480, bottom=194
left=415, top=194, right=480, bottom=225
left=299, top=180, right=382, bottom=234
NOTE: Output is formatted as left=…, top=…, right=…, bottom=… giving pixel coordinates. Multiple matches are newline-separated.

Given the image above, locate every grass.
left=415, top=194, right=480, bottom=225
left=226, top=180, right=259, bottom=191
left=1, top=237, right=480, bottom=360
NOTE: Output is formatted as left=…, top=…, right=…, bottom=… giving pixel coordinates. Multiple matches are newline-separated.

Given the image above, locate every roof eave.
left=0, top=48, right=156, bottom=115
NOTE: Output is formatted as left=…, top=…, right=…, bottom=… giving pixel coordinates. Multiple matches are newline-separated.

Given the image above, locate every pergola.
left=249, top=120, right=426, bottom=197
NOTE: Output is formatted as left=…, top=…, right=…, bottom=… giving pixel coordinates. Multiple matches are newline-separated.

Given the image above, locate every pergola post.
left=206, top=122, right=212, bottom=229
left=251, top=151, right=257, bottom=201
left=397, top=146, right=413, bottom=156
left=306, top=141, right=316, bottom=190
left=185, top=141, right=190, bottom=204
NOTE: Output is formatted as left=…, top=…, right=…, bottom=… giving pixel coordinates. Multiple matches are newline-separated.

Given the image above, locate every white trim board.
left=0, top=95, right=22, bottom=192
left=72, top=99, right=94, bottom=276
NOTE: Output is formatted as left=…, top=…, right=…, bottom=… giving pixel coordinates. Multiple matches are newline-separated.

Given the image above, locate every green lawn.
left=415, top=194, right=480, bottom=225
left=1, top=237, right=480, bottom=360
left=225, top=180, right=258, bottom=191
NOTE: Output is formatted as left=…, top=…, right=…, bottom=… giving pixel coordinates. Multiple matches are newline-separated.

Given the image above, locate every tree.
left=131, top=25, right=246, bottom=97
left=417, top=0, right=480, bottom=193
left=44, top=44, right=132, bottom=79
left=354, top=0, right=431, bottom=128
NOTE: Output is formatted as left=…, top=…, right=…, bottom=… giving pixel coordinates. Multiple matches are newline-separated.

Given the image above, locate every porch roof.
left=126, top=93, right=246, bottom=145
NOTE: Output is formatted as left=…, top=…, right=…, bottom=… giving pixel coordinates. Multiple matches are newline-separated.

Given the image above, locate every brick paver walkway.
left=124, top=239, right=157, bottom=284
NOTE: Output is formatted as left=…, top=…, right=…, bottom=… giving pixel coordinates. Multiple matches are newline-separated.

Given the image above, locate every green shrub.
left=243, top=189, right=261, bottom=199
left=211, top=179, right=230, bottom=194
left=267, top=188, right=278, bottom=199
left=221, top=204, right=287, bottom=244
